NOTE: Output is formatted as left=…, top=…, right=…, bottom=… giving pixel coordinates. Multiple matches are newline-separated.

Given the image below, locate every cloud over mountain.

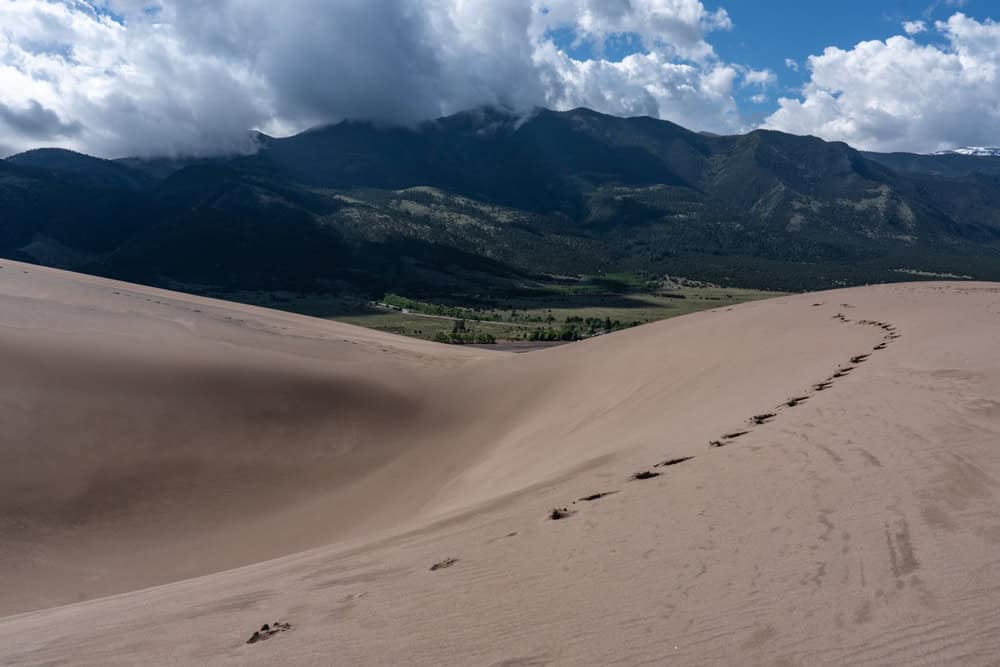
left=0, top=0, right=746, bottom=157
left=1, top=2, right=998, bottom=157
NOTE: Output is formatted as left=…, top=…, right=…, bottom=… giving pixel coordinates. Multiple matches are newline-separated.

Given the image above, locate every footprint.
left=630, top=471, right=660, bottom=481
left=785, top=396, right=810, bottom=407
left=246, top=621, right=293, bottom=645
left=850, top=354, right=870, bottom=364
left=430, top=558, right=459, bottom=571
left=751, top=413, right=776, bottom=425
left=723, top=430, right=749, bottom=440
left=549, top=507, right=575, bottom=520
left=655, top=456, right=694, bottom=468
left=814, top=381, right=833, bottom=391
left=579, top=491, right=619, bottom=502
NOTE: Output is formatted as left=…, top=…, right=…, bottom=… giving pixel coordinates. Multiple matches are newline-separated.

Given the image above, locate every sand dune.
left=2, top=260, right=1000, bottom=665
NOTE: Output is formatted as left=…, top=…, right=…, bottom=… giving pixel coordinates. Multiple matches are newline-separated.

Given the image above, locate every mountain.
left=3, top=107, right=1000, bottom=296
left=8, top=148, right=156, bottom=192
left=863, top=149, right=1000, bottom=178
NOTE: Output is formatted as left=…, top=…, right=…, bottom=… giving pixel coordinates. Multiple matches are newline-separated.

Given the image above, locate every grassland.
left=220, top=276, right=781, bottom=345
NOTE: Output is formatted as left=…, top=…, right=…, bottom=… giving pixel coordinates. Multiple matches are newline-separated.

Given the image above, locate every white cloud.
left=765, top=13, right=1000, bottom=153
left=741, top=67, right=776, bottom=88
left=903, top=20, right=927, bottom=35
left=0, top=0, right=749, bottom=157
left=535, top=0, right=732, bottom=62
left=537, top=46, right=741, bottom=130
left=784, top=58, right=799, bottom=71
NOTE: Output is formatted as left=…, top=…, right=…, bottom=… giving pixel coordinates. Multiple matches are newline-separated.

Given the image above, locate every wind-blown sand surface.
left=2, top=259, right=1000, bottom=666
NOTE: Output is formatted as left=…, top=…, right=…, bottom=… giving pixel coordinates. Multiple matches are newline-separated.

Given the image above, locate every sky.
left=0, top=0, right=998, bottom=158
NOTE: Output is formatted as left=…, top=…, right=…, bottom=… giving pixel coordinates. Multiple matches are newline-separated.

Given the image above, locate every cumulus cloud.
left=903, top=20, right=927, bottom=35
left=537, top=47, right=741, bottom=129
left=765, top=13, right=1000, bottom=153
left=0, top=0, right=748, bottom=157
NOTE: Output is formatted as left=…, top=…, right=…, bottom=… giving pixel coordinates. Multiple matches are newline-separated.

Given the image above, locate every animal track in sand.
left=578, top=491, right=619, bottom=502
left=708, top=312, right=903, bottom=452
left=655, top=456, right=694, bottom=468
left=541, top=309, right=903, bottom=538
left=246, top=621, right=292, bottom=645
left=710, top=431, right=749, bottom=448
left=430, top=558, right=459, bottom=571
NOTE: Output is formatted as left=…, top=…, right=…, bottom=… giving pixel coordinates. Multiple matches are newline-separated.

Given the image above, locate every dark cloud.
left=0, top=100, right=83, bottom=139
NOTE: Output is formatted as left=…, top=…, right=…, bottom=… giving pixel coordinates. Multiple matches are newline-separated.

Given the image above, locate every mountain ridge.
left=4, top=106, right=1000, bottom=295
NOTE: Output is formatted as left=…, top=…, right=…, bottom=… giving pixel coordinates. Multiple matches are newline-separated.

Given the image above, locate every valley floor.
left=1, top=261, right=999, bottom=665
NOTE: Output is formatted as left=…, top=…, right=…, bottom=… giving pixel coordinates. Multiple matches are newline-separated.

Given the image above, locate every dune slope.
left=1, top=260, right=1000, bottom=666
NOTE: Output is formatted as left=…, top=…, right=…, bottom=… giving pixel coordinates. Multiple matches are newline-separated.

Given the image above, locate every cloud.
left=538, top=47, right=742, bottom=129
left=0, top=0, right=271, bottom=157
left=0, top=99, right=82, bottom=139
left=537, top=0, right=732, bottom=62
left=0, top=0, right=750, bottom=157
left=765, top=13, right=1000, bottom=153
left=784, top=58, right=799, bottom=71
left=741, top=68, right=776, bottom=88
left=903, top=20, right=927, bottom=35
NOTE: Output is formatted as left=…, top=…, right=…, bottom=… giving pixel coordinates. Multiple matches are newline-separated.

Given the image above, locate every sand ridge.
left=2, top=261, right=1000, bottom=665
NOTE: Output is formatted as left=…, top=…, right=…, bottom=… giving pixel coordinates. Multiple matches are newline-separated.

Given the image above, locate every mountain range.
left=4, top=106, right=1000, bottom=297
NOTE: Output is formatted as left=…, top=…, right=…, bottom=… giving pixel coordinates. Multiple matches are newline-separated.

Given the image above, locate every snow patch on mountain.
left=932, top=146, right=1000, bottom=157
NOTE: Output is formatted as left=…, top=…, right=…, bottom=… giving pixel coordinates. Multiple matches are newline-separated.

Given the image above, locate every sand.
left=1, top=259, right=999, bottom=665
